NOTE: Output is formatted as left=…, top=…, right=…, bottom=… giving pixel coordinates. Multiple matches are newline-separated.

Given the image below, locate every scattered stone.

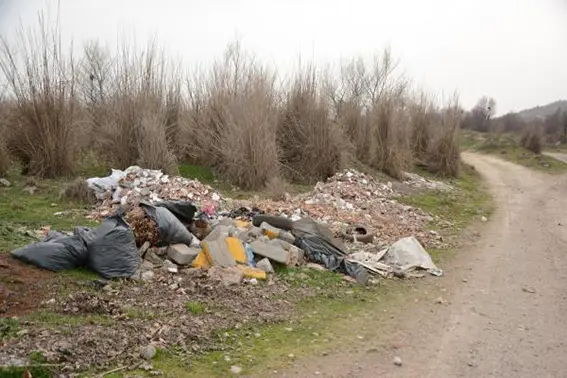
left=522, top=287, right=536, bottom=294
left=163, top=260, right=178, bottom=274
left=285, top=327, right=294, bottom=332
left=481, top=216, right=488, bottom=222
left=141, top=271, right=155, bottom=282
left=366, top=347, right=379, bottom=353
left=140, top=345, right=156, bottom=360
left=249, top=278, right=258, bottom=285
left=256, top=258, right=274, bottom=273
left=23, top=186, right=37, bottom=195
left=462, top=278, right=468, bottom=283
left=230, top=365, right=243, bottom=374
left=435, top=297, right=445, bottom=304
left=0, top=178, right=10, bottom=187
left=140, top=362, right=154, bottom=371
left=393, top=356, right=403, bottom=366
left=288, top=353, right=295, bottom=359
left=167, top=244, right=199, bottom=265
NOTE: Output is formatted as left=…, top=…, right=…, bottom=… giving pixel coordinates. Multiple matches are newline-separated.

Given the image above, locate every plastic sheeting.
left=292, top=218, right=369, bottom=284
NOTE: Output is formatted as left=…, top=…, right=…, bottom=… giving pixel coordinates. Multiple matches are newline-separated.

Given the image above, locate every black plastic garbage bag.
left=83, top=216, right=140, bottom=278
left=11, top=233, right=89, bottom=271
left=155, top=201, right=197, bottom=227
left=295, top=234, right=369, bottom=284
left=140, top=202, right=194, bottom=247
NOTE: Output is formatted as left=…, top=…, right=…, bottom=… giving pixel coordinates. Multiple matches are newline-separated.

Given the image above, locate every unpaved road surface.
left=543, top=151, right=567, bottom=164
left=278, top=152, right=567, bottom=377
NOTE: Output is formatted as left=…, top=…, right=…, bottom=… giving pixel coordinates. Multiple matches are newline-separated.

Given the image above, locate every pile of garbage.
left=87, top=166, right=223, bottom=220
left=11, top=167, right=446, bottom=284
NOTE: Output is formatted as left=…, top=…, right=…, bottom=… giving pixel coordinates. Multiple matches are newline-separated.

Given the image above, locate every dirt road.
left=278, top=152, right=567, bottom=377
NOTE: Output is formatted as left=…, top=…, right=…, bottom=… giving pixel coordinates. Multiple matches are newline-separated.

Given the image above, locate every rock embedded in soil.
left=230, top=365, right=243, bottom=374
left=393, top=356, right=403, bottom=366
left=0, top=178, right=10, bottom=187
left=140, top=344, right=156, bottom=360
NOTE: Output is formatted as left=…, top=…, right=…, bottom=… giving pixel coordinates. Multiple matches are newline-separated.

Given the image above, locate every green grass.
left=0, top=174, right=98, bottom=252
left=23, top=311, right=114, bottom=327
left=185, top=301, right=205, bottom=315
left=397, top=164, right=493, bottom=264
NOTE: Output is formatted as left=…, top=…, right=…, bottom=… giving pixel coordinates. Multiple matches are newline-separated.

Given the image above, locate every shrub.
left=427, top=98, right=461, bottom=177
left=182, top=43, right=280, bottom=189
left=278, top=67, right=346, bottom=183
left=520, top=124, right=543, bottom=154
left=81, top=41, right=178, bottom=173
left=0, top=16, right=81, bottom=177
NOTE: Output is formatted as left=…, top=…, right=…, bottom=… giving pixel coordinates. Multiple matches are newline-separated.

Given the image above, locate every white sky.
left=0, top=0, right=566, bottom=114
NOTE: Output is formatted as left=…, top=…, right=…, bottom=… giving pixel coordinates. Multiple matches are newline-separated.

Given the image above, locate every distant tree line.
left=462, top=97, right=567, bottom=144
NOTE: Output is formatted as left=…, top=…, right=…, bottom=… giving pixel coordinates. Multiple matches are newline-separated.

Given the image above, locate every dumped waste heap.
left=87, top=166, right=224, bottom=220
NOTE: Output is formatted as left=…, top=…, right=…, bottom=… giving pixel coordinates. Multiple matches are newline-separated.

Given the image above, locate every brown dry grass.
left=0, top=16, right=81, bottom=178
left=0, top=21, right=462, bottom=187
left=183, top=43, right=280, bottom=189
left=427, top=97, right=461, bottom=177
left=278, top=67, right=346, bottom=183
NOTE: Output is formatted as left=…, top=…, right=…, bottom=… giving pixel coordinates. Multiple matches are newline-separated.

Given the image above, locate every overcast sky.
left=0, top=0, right=565, bottom=114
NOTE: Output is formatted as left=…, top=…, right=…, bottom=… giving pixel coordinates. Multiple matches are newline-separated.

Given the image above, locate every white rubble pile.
left=403, top=172, right=453, bottom=192
left=87, top=166, right=222, bottom=219
left=235, top=169, right=445, bottom=248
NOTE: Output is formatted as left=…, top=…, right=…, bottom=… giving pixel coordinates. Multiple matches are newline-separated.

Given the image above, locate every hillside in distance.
left=516, top=100, right=567, bottom=121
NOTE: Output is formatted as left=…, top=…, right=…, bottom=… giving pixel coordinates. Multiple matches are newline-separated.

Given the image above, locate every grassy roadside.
left=1, top=163, right=491, bottom=378
left=459, top=130, right=567, bottom=173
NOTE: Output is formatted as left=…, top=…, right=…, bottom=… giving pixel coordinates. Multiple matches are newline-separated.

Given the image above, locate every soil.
left=277, top=152, right=567, bottom=377
left=0, top=254, right=55, bottom=317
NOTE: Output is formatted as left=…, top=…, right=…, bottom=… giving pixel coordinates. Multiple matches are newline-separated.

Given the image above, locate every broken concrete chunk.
left=203, top=225, right=231, bottom=242
left=250, top=240, right=290, bottom=265
left=167, top=244, right=199, bottom=265
left=267, top=239, right=305, bottom=266
left=201, top=239, right=237, bottom=268
left=225, top=237, right=248, bottom=264
left=249, top=227, right=264, bottom=238
left=256, top=258, right=274, bottom=273
left=208, top=266, right=243, bottom=286
left=236, top=265, right=267, bottom=280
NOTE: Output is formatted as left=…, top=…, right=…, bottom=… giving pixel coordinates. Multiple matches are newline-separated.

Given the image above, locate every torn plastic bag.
left=83, top=215, right=140, bottom=278
left=140, top=202, right=194, bottom=247
left=11, top=234, right=89, bottom=271
left=155, top=201, right=197, bottom=227
left=295, top=234, right=369, bottom=285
